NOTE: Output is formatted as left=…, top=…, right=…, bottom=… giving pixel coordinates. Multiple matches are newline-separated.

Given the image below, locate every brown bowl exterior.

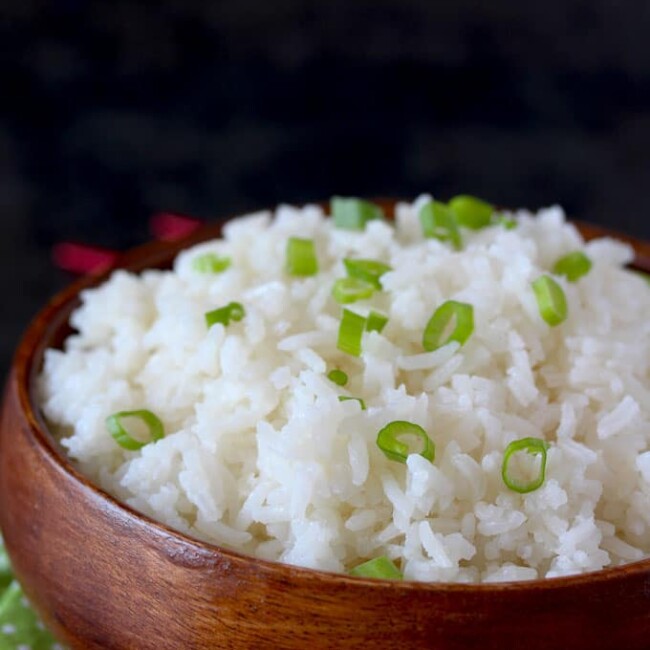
left=2, top=203, right=650, bottom=650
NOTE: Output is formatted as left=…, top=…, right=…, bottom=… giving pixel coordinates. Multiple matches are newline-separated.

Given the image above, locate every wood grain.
left=2, top=204, right=650, bottom=649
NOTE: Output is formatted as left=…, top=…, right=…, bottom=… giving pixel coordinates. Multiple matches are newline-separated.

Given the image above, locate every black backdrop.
left=3, top=0, right=650, bottom=373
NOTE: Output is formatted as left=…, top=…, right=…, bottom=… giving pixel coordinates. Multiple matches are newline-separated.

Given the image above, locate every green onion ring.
left=422, top=300, right=474, bottom=351
left=205, top=302, right=246, bottom=328
left=328, top=369, right=349, bottom=386
left=366, top=310, right=389, bottom=333
left=492, top=214, right=517, bottom=230
left=552, top=251, right=592, bottom=282
left=332, top=277, right=375, bottom=304
left=337, top=309, right=366, bottom=356
left=331, top=197, right=384, bottom=231
left=338, top=396, right=366, bottom=410
left=106, top=409, right=165, bottom=451
left=349, top=556, right=403, bottom=580
left=418, top=201, right=462, bottom=250
left=191, top=252, right=232, bottom=273
left=532, top=275, right=567, bottom=326
left=376, top=420, right=435, bottom=464
left=343, top=258, right=392, bottom=289
left=448, top=195, right=494, bottom=230
left=286, top=237, right=319, bottom=277
left=501, top=437, right=550, bottom=494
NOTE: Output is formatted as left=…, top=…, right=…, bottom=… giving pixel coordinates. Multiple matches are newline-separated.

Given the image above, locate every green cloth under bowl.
left=0, top=539, right=63, bottom=650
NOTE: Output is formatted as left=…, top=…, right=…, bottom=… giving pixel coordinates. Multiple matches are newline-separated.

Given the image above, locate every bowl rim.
left=13, top=200, right=650, bottom=593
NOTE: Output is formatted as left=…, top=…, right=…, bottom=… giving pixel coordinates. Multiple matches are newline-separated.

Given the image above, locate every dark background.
left=3, top=0, right=650, bottom=374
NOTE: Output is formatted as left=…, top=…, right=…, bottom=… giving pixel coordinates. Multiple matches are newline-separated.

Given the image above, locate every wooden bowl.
left=2, top=202, right=650, bottom=650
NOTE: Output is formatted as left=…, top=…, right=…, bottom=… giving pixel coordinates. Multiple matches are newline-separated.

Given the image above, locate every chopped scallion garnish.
left=192, top=252, right=232, bottom=274
left=418, top=201, right=462, bottom=250
left=328, top=369, right=348, bottom=386
left=501, top=437, right=550, bottom=494
left=331, top=197, right=384, bottom=231
left=349, top=556, right=403, bottom=580
left=286, top=237, right=318, bottom=276
left=106, top=409, right=165, bottom=451
left=449, top=195, right=494, bottom=230
left=376, top=420, right=435, bottom=464
left=338, top=396, right=366, bottom=410
left=205, top=301, right=246, bottom=328
left=366, top=310, right=388, bottom=333
left=532, top=275, right=567, bottom=326
left=332, top=277, right=375, bottom=304
left=343, top=258, right=392, bottom=289
left=552, top=251, right=592, bottom=282
left=422, top=300, right=474, bottom=352
left=337, top=309, right=366, bottom=356
left=493, top=214, right=517, bottom=230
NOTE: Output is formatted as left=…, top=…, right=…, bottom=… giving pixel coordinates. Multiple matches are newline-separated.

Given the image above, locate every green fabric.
left=0, top=544, right=12, bottom=593
left=0, top=540, right=64, bottom=650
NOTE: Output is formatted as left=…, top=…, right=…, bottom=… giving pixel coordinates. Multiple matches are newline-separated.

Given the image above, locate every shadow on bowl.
left=1, top=201, right=650, bottom=649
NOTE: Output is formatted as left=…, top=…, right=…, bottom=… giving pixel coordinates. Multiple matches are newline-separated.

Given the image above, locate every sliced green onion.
left=376, top=420, right=435, bottom=464
left=493, top=214, right=517, bottom=230
left=449, top=195, right=494, bottom=230
left=349, top=556, right=403, bottom=580
left=532, top=275, right=567, bottom=326
left=332, top=277, right=375, bottom=304
left=422, top=300, right=474, bottom=352
left=106, top=409, right=165, bottom=451
left=191, top=252, right=232, bottom=274
left=343, top=258, right=392, bottom=289
left=205, top=301, right=246, bottom=328
left=285, top=237, right=318, bottom=276
left=328, top=369, right=348, bottom=386
left=366, top=310, right=389, bottom=333
left=331, top=197, right=384, bottom=231
left=501, top=437, right=550, bottom=494
left=338, top=395, right=366, bottom=410
left=552, top=251, right=592, bottom=282
left=418, top=201, right=462, bottom=250
left=337, top=309, right=366, bottom=356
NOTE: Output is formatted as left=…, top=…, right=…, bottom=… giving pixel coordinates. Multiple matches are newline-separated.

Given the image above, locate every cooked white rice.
left=39, top=197, right=650, bottom=583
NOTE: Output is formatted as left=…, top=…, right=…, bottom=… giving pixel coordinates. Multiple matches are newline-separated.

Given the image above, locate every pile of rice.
left=39, top=197, right=650, bottom=583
